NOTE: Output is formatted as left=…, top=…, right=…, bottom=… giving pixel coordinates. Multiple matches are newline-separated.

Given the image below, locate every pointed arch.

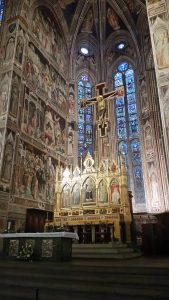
left=61, top=184, right=71, bottom=208
left=113, top=61, right=145, bottom=205
left=72, top=183, right=81, bottom=206
left=98, top=180, right=108, bottom=205
left=82, top=177, right=96, bottom=203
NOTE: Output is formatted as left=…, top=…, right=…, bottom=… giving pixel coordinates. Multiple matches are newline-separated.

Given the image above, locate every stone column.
left=146, top=1, right=169, bottom=203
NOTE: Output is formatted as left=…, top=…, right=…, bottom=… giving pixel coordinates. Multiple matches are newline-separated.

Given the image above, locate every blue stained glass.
left=78, top=74, right=93, bottom=159
left=116, top=97, right=124, bottom=107
left=117, top=117, right=127, bottom=139
left=81, top=75, right=89, bottom=81
left=114, top=73, right=123, bottom=87
left=86, top=114, right=92, bottom=122
left=127, top=93, right=135, bottom=104
left=116, top=106, right=125, bottom=118
left=78, top=81, right=83, bottom=87
left=125, top=69, right=134, bottom=77
left=86, top=107, right=92, bottom=114
left=78, top=115, right=84, bottom=123
left=128, top=103, right=137, bottom=116
left=88, top=146, right=93, bottom=155
left=118, top=141, right=128, bottom=158
left=129, top=116, right=139, bottom=136
left=79, top=134, right=84, bottom=142
left=86, top=124, right=92, bottom=131
left=118, top=62, right=129, bottom=72
left=133, top=167, right=143, bottom=191
left=114, top=62, right=145, bottom=205
left=0, top=0, right=4, bottom=26
left=78, top=124, right=84, bottom=133
left=131, top=139, right=141, bottom=165
left=126, top=75, right=135, bottom=94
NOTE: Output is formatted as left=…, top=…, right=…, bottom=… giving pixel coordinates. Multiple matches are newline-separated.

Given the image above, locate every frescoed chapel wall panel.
left=32, top=6, right=68, bottom=75
left=146, top=0, right=169, bottom=209
left=13, top=141, right=56, bottom=207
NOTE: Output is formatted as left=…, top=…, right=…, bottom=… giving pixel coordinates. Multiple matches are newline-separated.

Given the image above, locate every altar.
left=0, top=232, right=78, bottom=261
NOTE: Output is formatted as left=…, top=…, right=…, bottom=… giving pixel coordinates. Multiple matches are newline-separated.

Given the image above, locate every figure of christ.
left=80, top=82, right=123, bottom=137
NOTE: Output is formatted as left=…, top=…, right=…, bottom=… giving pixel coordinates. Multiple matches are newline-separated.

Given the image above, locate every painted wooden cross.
left=81, top=82, right=124, bottom=137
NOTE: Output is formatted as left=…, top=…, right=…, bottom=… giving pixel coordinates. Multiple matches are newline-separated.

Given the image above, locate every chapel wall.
left=146, top=0, right=169, bottom=211
left=0, top=0, right=69, bottom=232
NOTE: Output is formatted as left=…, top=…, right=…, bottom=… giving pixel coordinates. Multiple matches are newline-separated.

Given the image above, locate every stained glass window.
left=0, top=0, right=4, bottom=26
left=114, top=62, right=145, bottom=204
left=77, top=74, right=93, bottom=159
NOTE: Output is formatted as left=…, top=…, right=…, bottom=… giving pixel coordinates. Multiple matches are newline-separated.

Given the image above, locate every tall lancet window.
left=114, top=62, right=145, bottom=206
left=77, top=74, right=93, bottom=161
left=0, top=0, right=4, bottom=26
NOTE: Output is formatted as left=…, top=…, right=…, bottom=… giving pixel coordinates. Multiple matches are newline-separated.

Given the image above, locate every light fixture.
left=116, top=42, right=126, bottom=50
left=80, top=47, right=89, bottom=55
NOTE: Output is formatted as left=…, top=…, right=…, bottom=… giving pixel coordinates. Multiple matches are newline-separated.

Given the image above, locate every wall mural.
left=107, top=7, right=120, bottom=31
left=67, top=122, right=74, bottom=156
left=1, top=131, right=15, bottom=184
left=68, top=84, right=75, bottom=118
left=140, top=79, right=149, bottom=114
left=9, top=72, right=21, bottom=118
left=144, top=121, right=153, bottom=160
left=146, top=0, right=169, bottom=210
left=0, top=72, right=11, bottom=117
left=32, top=6, right=67, bottom=74
left=14, top=142, right=56, bottom=204
left=5, top=36, right=15, bottom=62
left=21, top=88, right=66, bottom=155
left=24, top=42, right=67, bottom=111
left=15, top=26, right=25, bottom=66
left=0, top=128, right=5, bottom=172
left=153, top=18, right=169, bottom=70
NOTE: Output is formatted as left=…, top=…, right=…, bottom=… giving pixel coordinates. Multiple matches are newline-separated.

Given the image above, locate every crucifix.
left=81, top=82, right=124, bottom=137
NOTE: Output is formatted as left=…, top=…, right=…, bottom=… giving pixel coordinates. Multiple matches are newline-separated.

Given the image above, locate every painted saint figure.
left=111, top=183, right=120, bottom=204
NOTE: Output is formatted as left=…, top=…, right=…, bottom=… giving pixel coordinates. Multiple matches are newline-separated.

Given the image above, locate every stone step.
left=72, top=243, right=128, bottom=249
left=0, top=286, right=167, bottom=300
left=72, top=243, right=141, bottom=259
left=0, top=259, right=169, bottom=300
left=72, top=247, right=135, bottom=254
left=72, top=252, right=142, bottom=259
left=1, top=269, right=169, bottom=286
left=0, top=278, right=169, bottom=300
left=1, top=260, right=169, bottom=276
